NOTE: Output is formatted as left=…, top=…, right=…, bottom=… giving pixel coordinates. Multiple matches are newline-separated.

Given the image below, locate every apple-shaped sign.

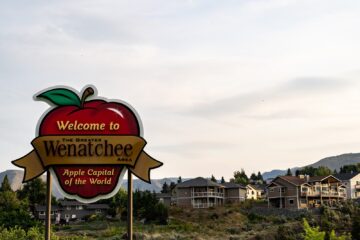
left=13, top=86, right=162, bottom=203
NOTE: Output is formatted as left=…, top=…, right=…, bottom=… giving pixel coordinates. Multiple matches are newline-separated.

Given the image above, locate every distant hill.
left=0, top=169, right=180, bottom=199
left=262, top=153, right=360, bottom=180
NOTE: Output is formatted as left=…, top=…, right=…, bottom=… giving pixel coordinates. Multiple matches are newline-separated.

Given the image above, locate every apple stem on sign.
left=80, top=87, right=95, bottom=108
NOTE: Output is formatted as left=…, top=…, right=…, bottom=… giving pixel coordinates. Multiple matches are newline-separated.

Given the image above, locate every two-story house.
left=334, top=172, right=360, bottom=199
left=267, top=175, right=346, bottom=209
left=173, top=177, right=247, bottom=208
left=174, top=177, right=225, bottom=208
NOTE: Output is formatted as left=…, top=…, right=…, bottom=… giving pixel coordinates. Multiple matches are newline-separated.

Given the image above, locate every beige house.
left=267, top=175, right=346, bottom=209
left=246, top=184, right=265, bottom=200
left=334, top=172, right=360, bottom=199
left=173, top=177, right=246, bottom=208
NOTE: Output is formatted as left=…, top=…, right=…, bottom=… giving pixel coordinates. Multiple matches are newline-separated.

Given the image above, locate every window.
left=252, top=191, right=254, bottom=195
left=95, top=209, right=102, bottom=214
left=269, top=188, right=274, bottom=192
left=66, top=206, right=71, bottom=210
left=76, top=205, right=83, bottom=210
left=39, top=211, right=45, bottom=215
left=289, top=199, right=294, bottom=205
left=65, top=214, right=70, bottom=219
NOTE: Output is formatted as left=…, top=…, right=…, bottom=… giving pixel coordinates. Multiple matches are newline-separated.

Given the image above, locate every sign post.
left=12, top=85, right=162, bottom=239
left=45, top=172, right=52, bottom=240
left=127, top=171, right=133, bottom=240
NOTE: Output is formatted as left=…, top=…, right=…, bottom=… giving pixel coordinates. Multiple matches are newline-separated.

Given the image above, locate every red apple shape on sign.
left=37, top=87, right=140, bottom=200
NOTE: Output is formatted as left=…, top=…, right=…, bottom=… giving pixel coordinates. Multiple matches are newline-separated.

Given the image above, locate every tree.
left=17, top=177, right=46, bottom=207
left=161, top=182, right=170, bottom=193
left=233, top=169, right=249, bottom=185
left=340, top=163, right=360, bottom=173
left=169, top=182, right=176, bottom=190
left=177, top=176, right=182, bottom=183
left=303, top=218, right=326, bottom=240
left=0, top=190, right=38, bottom=230
left=210, top=175, right=217, bottom=183
left=286, top=168, right=293, bottom=176
left=0, top=175, right=12, bottom=192
left=257, top=171, right=264, bottom=183
left=250, top=173, right=257, bottom=181
left=352, top=208, right=360, bottom=240
left=221, top=176, right=225, bottom=184
left=315, top=166, right=332, bottom=176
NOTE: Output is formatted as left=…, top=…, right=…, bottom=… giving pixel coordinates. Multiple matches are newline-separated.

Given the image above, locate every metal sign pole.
left=45, top=171, right=52, bottom=240
left=127, top=170, right=133, bottom=240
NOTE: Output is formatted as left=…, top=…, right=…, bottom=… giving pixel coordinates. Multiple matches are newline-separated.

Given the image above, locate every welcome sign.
left=12, top=86, right=162, bottom=203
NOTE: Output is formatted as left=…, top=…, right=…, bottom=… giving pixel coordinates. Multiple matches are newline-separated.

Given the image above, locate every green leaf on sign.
left=37, top=88, right=81, bottom=107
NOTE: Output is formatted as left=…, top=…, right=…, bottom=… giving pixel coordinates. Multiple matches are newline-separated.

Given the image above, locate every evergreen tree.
left=161, top=182, right=170, bottom=193
left=210, top=175, right=217, bottom=183
left=250, top=173, right=257, bottom=181
left=0, top=175, right=12, bottom=192
left=0, top=188, right=38, bottom=229
left=17, top=177, right=46, bottom=206
left=177, top=176, right=182, bottom=183
left=221, top=176, right=225, bottom=184
left=286, top=168, right=293, bottom=176
left=257, top=171, right=264, bottom=183
left=169, top=182, right=176, bottom=190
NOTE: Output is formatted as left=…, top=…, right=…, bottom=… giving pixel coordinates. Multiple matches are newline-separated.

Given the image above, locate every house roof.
left=247, top=184, right=266, bottom=191
left=59, top=200, right=86, bottom=206
left=222, top=182, right=246, bottom=189
left=277, top=176, right=306, bottom=186
left=176, top=177, right=224, bottom=188
left=86, top=204, right=109, bottom=210
left=271, top=175, right=342, bottom=187
left=334, top=172, right=359, bottom=181
left=34, top=205, right=60, bottom=211
left=307, top=175, right=340, bottom=183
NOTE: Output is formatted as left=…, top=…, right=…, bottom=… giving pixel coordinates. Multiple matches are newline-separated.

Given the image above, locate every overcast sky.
left=1, top=0, right=360, bottom=180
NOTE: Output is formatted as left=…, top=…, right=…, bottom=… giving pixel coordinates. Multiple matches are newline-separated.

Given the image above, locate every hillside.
left=262, top=153, right=360, bottom=180
left=0, top=169, right=179, bottom=198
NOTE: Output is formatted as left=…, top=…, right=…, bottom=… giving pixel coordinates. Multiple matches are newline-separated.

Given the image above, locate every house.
left=59, top=200, right=109, bottom=222
left=173, top=177, right=246, bottom=208
left=174, top=177, right=225, bottom=208
left=34, top=200, right=109, bottom=223
left=156, top=193, right=172, bottom=207
left=34, top=205, right=61, bottom=223
left=223, top=182, right=246, bottom=204
left=334, top=172, right=360, bottom=199
left=246, top=184, right=265, bottom=200
left=267, top=175, right=347, bottom=209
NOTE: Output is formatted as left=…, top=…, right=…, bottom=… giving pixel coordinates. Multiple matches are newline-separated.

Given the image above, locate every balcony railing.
left=192, top=202, right=216, bottom=208
left=191, top=192, right=224, bottom=198
left=301, top=191, right=346, bottom=197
